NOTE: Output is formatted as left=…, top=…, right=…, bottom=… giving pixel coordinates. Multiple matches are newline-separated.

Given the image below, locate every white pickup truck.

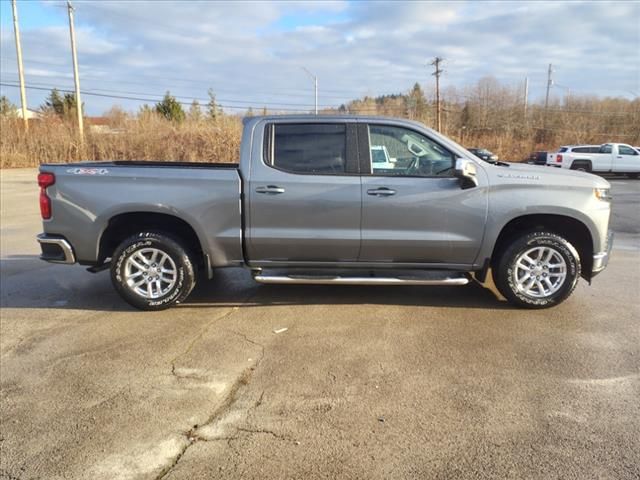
left=547, top=143, right=640, bottom=178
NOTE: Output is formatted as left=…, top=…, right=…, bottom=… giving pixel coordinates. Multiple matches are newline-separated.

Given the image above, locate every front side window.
left=268, top=124, right=347, bottom=174
left=367, top=125, right=455, bottom=176
left=618, top=145, right=638, bottom=156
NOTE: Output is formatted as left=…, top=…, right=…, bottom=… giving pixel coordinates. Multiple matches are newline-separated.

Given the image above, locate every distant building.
left=14, top=108, right=41, bottom=120
left=86, top=116, right=124, bottom=134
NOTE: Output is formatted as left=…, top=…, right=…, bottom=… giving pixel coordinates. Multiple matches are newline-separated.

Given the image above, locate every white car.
left=370, top=145, right=396, bottom=169
left=547, top=143, right=640, bottom=178
left=546, top=145, right=601, bottom=165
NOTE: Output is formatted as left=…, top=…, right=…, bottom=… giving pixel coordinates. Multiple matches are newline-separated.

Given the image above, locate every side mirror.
left=455, top=158, right=478, bottom=189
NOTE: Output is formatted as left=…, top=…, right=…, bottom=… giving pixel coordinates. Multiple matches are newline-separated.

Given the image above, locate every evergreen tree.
left=189, top=100, right=203, bottom=121
left=41, top=89, right=65, bottom=116
left=41, top=89, right=83, bottom=120
left=407, top=82, right=427, bottom=120
left=207, top=88, right=220, bottom=120
left=138, top=104, right=155, bottom=118
left=0, top=96, right=16, bottom=116
left=155, top=92, right=185, bottom=122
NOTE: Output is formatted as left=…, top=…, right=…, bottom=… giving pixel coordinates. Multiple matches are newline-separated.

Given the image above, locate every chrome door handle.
left=256, top=185, right=285, bottom=195
left=367, top=188, right=396, bottom=197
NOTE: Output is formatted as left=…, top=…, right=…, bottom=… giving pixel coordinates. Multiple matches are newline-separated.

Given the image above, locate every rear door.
left=358, top=123, right=487, bottom=265
left=247, top=122, right=362, bottom=264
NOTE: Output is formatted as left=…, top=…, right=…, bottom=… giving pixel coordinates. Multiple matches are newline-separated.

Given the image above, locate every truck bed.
left=40, top=162, right=243, bottom=266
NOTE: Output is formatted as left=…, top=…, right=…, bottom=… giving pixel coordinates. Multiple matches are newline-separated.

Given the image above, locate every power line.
left=0, top=79, right=344, bottom=110
left=0, top=82, right=321, bottom=112
left=0, top=54, right=401, bottom=99
left=0, top=70, right=354, bottom=103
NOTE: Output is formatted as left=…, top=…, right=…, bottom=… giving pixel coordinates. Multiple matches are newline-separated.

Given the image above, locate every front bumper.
left=37, top=234, right=76, bottom=264
left=591, top=230, right=614, bottom=277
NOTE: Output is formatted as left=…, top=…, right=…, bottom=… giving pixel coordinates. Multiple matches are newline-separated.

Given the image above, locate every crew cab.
left=37, top=116, right=613, bottom=310
left=547, top=143, right=640, bottom=178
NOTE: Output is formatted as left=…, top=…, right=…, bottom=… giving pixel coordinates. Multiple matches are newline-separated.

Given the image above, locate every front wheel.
left=111, top=232, right=196, bottom=310
left=493, top=231, right=581, bottom=308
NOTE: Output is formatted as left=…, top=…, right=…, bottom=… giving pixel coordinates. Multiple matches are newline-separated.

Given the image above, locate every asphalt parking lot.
left=1, top=169, right=639, bottom=480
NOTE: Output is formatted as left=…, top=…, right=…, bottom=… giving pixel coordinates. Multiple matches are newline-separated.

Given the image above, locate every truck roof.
left=243, top=114, right=430, bottom=129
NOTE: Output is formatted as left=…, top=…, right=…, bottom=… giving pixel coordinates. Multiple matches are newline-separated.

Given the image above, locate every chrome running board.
left=252, top=274, right=469, bottom=286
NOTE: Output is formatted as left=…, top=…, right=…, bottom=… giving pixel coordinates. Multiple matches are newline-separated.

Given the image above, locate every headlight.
left=594, top=188, right=612, bottom=201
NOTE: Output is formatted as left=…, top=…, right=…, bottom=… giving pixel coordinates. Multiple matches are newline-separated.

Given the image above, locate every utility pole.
left=431, top=57, right=443, bottom=131
left=544, top=64, right=553, bottom=111
left=301, top=67, right=318, bottom=114
left=67, top=1, right=84, bottom=139
left=11, top=0, right=28, bottom=130
left=523, top=76, right=529, bottom=122
left=543, top=63, right=554, bottom=130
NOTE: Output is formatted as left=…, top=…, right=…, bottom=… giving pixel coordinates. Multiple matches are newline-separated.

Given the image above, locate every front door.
left=358, top=123, right=487, bottom=265
left=616, top=144, right=640, bottom=172
left=247, top=122, right=361, bottom=264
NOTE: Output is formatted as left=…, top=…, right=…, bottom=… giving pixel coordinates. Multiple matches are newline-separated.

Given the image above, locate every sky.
left=1, top=0, right=639, bottom=116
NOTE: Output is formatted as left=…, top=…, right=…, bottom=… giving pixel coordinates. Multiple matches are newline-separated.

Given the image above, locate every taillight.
left=38, top=172, right=55, bottom=219
left=556, top=154, right=563, bottom=163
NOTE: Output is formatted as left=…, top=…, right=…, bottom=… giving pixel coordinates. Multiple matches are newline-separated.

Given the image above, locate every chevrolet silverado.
left=37, top=115, right=613, bottom=310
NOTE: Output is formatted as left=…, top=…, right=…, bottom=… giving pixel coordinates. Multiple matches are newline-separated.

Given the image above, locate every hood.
left=483, top=161, right=610, bottom=189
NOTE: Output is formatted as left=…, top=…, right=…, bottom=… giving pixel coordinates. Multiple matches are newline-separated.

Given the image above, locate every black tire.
left=570, top=160, right=592, bottom=172
left=492, top=231, right=581, bottom=309
left=111, top=232, right=196, bottom=311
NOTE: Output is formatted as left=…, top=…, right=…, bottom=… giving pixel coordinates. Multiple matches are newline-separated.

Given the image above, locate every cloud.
left=0, top=0, right=638, bottom=115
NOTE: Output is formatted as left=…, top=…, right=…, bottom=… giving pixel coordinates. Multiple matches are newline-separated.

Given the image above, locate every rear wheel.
left=570, top=160, right=592, bottom=172
left=111, top=232, right=196, bottom=310
left=493, top=231, right=581, bottom=308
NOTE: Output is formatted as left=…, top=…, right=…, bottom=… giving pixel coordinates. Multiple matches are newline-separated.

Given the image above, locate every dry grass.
left=0, top=114, right=242, bottom=168
left=2, top=99, right=639, bottom=168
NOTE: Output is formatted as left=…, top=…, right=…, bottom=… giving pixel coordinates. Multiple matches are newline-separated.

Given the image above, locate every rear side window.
left=559, top=147, right=568, bottom=153
left=266, top=124, right=347, bottom=174
left=572, top=146, right=600, bottom=153
left=600, top=145, right=613, bottom=154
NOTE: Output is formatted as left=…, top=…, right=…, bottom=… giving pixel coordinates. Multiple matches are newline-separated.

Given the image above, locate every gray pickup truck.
left=37, top=115, right=613, bottom=310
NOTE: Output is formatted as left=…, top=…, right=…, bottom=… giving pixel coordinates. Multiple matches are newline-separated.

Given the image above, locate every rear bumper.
left=37, top=234, right=76, bottom=264
left=591, top=230, right=613, bottom=277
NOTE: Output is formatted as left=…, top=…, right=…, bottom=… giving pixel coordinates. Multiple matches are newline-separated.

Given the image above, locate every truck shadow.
left=183, top=268, right=512, bottom=311
left=1, top=261, right=513, bottom=311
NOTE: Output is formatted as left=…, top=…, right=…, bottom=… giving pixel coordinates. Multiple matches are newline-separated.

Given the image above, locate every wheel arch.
left=570, top=159, right=593, bottom=171
left=491, top=214, right=594, bottom=279
left=98, top=212, right=206, bottom=269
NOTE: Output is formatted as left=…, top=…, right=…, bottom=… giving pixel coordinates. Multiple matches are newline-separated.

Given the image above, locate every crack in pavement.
left=156, top=327, right=268, bottom=480
left=168, top=306, right=242, bottom=379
